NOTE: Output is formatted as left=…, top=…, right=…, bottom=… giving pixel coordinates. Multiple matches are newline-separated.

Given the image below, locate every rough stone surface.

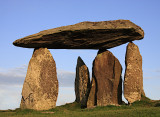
left=124, top=42, right=145, bottom=104
left=75, top=56, right=90, bottom=108
left=13, top=20, right=144, bottom=49
left=88, top=49, right=122, bottom=107
left=20, top=48, right=58, bottom=110
left=87, top=77, right=96, bottom=108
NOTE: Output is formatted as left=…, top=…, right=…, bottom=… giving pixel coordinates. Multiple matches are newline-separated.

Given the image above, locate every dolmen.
left=13, top=19, right=145, bottom=110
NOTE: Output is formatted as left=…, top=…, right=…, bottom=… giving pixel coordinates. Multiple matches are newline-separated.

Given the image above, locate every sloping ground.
left=1, top=98, right=160, bottom=117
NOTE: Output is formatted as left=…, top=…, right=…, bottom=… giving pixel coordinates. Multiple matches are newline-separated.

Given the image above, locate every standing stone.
left=20, top=48, right=58, bottom=110
left=87, top=77, right=96, bottom=108
left=87, top=49, right=122, bottom=107
left=75, top=56, right=90, bottom=108
left=124, top=42, right=145, bottom=104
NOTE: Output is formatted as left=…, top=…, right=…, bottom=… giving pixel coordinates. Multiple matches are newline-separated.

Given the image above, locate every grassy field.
left=1, top=96, right=160, bottom=117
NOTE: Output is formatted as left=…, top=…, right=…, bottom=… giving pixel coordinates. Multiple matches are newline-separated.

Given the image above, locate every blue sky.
left=0, top=0, right=160, bottom=110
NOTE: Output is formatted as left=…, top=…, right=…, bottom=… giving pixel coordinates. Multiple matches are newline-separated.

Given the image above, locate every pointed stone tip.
left=127, top=41, right=138, bottom=48
left=77, top=56, right=82, bottom=62
left=78, top=56, right=82, bottom=60
left=13, top=40, right=17, bottom=46
left=77, top=56, right=85, bottom=65
left=13, top=39, right=24, bottom=48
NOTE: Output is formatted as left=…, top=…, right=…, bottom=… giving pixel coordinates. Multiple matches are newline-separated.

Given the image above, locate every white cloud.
left=0, top=65, right=27, bottom=86
left=144, top=76, right=160, bottom=79
left=0, top=65, right=76, bottom=87
left=56, top=87, right=75, bottom=106
left=0, top=85, right=75, bottom=110
left=57, top=69, right=75, bottom=87
left=144, top=68, right=160, bottom=73
left=0, top=65, right=76, bottom=110
left=143, top=68, right=160, bottom=79
left=0, top=85, right=22, bottom=110
left=155, top=70, right=160, bottom=73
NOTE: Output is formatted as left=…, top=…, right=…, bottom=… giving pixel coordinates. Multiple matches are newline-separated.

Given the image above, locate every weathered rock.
left=87, top=77, right=96, bottom=108
left=20, top=48, right=58, bottom=110
left=13, top=20, right=144, bottom=49
left=75, top=56, right=90, bottom=108
left=88, top=49, right=122, bottom=107
left=124, top=42, right=145, bottom=104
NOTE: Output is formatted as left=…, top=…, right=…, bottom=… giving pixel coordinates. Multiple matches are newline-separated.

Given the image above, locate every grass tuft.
left=155, top=103, right=160, bottom=107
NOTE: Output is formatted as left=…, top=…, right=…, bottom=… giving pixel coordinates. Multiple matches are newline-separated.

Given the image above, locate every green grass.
left=1, top=97, right=160, bottom=117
